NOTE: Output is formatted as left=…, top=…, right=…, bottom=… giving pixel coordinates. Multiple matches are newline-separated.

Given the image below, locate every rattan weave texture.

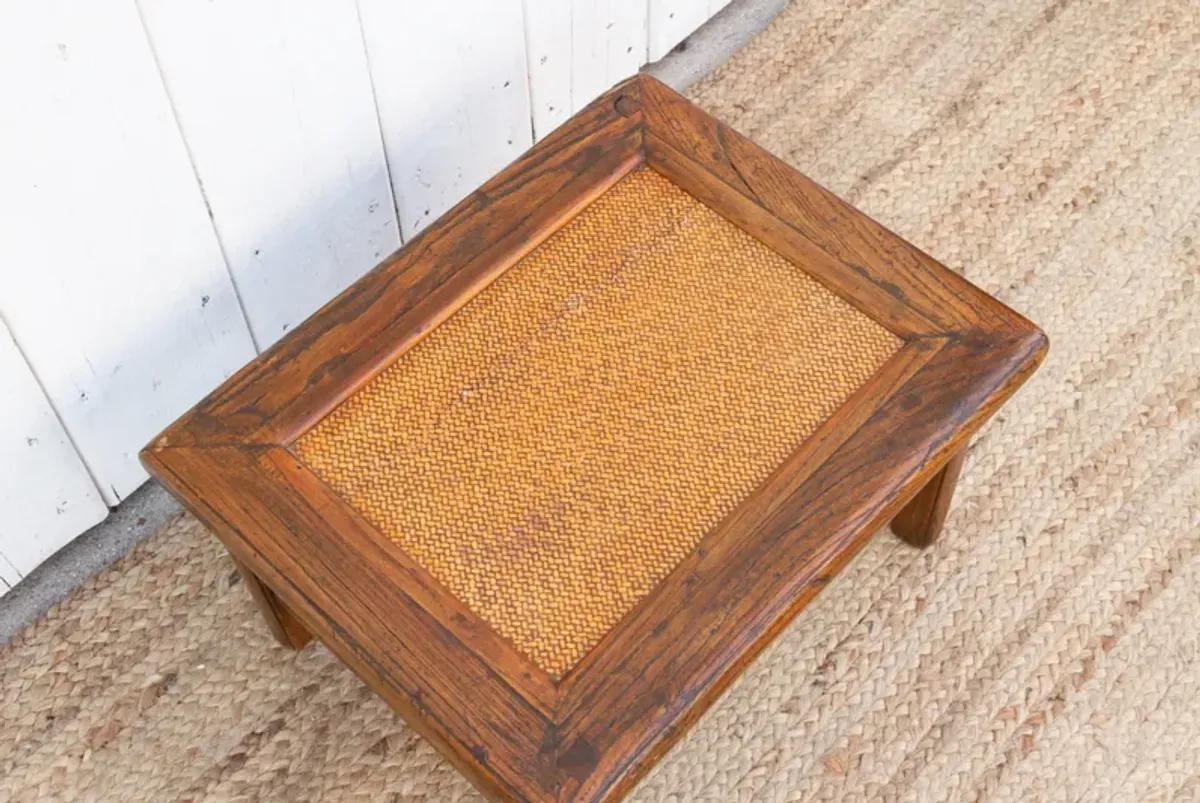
left=293, top=168, right=900, bottom=677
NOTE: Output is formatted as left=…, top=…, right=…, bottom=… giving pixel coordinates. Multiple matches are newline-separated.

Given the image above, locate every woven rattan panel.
left=294, top=167, right=901, bottom=678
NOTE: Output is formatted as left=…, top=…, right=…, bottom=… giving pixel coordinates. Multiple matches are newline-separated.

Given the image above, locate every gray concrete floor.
left=0, top=482, right=181, bottom=644
left=0, top=0, right=786, bottom=647
left=646, top=0, right=788, bottom=90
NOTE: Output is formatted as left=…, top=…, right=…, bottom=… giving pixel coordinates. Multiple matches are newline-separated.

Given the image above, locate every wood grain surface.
left=892, top=449, right=968, bottom=548
left=142, top=74, right=1047, bottom=802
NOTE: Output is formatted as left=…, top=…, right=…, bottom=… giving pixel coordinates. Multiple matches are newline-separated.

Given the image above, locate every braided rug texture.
left=3, top=0, right=1199, bottom=799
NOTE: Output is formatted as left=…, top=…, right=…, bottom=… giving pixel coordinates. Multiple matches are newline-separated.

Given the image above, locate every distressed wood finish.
left=142, top=74, right=1047, bottom=802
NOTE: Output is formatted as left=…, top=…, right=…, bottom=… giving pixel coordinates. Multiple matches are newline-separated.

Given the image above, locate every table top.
left=293, top=166, right=900, bottom=679
left=143, top=74, right=1046, bottom=802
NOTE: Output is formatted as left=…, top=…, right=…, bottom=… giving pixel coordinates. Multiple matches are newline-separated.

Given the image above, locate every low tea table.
left=142, top=75, right=1046, bottom=802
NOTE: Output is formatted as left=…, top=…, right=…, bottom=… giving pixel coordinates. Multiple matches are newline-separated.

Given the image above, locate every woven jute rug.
left=4, top=0, right=1199, bottom=799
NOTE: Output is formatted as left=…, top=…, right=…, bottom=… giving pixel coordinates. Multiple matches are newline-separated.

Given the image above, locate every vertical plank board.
left=576, top=0, right=648, bottom=112
left=522, top=0, right=574, bottom=138
left=648, top=0, right=710, bottom=61
left=524, top=0, right=647, bottom=139
left=571, top=2, right=610, bottom=107
left=604, top=1, right=650, bottom=86
left=0, top=0, right=257, bottom=505
left=358, top=0, right=534, bottom=238
left=138, top=0, right=401, bottom=350
left=0, top=319, right=108, bottom=581
left=1, top=528, right=24, bottom=594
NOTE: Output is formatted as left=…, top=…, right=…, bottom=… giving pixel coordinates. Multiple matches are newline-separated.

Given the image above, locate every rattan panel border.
left=294, top=168, right=900, bottom=677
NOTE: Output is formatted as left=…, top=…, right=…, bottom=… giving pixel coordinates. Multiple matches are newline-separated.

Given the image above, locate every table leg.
left=233, top=557, right=312, bottom=649
left=891, top=449, right=966, bottom=548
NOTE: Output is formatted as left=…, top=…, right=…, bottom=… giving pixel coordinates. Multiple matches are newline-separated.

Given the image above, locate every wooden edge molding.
left=138, top=71, right=1050, bottom=803
left=139, top=327, right=1045, bottom=802
left=142, top=444, right=558, bottom=802
left=637, top=73, right=1042, bottom=342
left=552, top=338, right=943, bottom=703
left=147, top=77, right=646, bottom=453
left=270, top=448, right=562, bottom=715
left=556, top=331, right=1046, bottom=801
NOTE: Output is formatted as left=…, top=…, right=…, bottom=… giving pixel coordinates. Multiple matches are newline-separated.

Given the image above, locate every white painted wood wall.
left=0, top=0, right=730, bottom=593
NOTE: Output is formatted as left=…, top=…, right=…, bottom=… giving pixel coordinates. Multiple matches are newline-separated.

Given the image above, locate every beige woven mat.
left=4, top=0, right=1199, bottom=799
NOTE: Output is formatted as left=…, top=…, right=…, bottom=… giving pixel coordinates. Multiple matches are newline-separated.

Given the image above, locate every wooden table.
left=142, top=74, right=1046, bottom=802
